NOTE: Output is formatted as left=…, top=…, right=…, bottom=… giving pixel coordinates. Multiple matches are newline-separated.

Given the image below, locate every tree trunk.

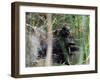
left=45, top=14, right=53, bottom=66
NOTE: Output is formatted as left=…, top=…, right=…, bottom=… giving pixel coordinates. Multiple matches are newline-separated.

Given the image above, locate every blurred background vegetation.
left=26, top=12, right=90, bottom=65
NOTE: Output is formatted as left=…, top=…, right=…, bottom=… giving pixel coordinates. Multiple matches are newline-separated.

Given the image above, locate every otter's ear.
left=54, top=30, right=58, bottom=35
